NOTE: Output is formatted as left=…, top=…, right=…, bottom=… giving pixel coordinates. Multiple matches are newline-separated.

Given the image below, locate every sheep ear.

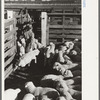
left=15, top=88, right=21, bottom=93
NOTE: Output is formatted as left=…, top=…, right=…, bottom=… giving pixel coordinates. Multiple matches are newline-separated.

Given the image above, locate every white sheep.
left=4, top=88, right=21, bottom=100
left=53, top=62, right=73, bottom=78
left=17, top=41, right=25, bottom=57
left=22, top=93, right=35, bottom=100
left=25, top=81, right=60, bottom=100
left=18, top=49, right=40, bottom=67
left=53, top=62, right=78, bottom=72
left=45, top=42, right=55, bottom=58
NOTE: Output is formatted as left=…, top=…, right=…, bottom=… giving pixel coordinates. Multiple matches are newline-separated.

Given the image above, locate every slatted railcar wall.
left=5, top=0, right=81, bottom=4
left=5, top=18, right=17, bottom=79
left=48, top=8, right=81, bottom=44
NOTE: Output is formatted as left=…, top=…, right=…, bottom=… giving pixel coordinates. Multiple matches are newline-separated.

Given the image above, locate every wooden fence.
left=4, top=11, right=33, bottom=79
left=4, top=18, right=17, bottom=79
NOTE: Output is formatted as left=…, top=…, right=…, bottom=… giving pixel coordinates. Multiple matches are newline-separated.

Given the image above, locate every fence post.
left=41, top=12, right=47, bottom=47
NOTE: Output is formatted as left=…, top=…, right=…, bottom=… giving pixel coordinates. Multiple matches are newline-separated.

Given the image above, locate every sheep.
left=53, top=62, right=73, bottom=78
left=41, top=74, right=64, bottom=81
left=25, top=81, right=60, bottom=100
left=64, top=41, right=74, bottom=54
left=53, top=62, right=78, bottom=71
left=40, top=74, right=64, bottom=88
left=38, top=95, right=53, bottom=100
left=35, top=39, right=44, bottom=49
left=64, top=76, right=81, bottom=85
left=17, top=41, right=25, bottom=57
left=4, top=88, right=21, bottom=100
left=54, top=79, right=69, bottom=92
left=41, top=74, right=81, bottom=91
left=56, top=96, right=66, bottom=100
left=21, top=37, right=26, bottom=47
left=18, top=49, right=40, bottom=67
left=68, top=89, right=81, bottom=100
left=54, top=79, right=80, bottom=100
left=67, top=84, right=81, bottom=91
left=22, top=93, right=35, bottom=100
left=45, top=42, right=55, bottom=58
left=41, top=77, right=80, bottom=100
left=57, top=50, right=65, bottom=63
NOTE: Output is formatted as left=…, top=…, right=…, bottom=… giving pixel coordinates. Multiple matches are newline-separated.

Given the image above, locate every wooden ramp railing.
left=4, top=18, right=17, bottom=79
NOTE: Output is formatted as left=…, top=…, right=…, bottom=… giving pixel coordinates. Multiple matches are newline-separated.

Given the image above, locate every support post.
left=41, top=12, right=48, bottom=47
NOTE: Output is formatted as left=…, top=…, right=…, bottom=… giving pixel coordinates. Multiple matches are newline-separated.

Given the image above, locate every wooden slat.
left=5, top=4, right=81, bottom=9
left=5, top=45, right=16, bottom=58
left=5, top=38, right=15, bottom=49
left=48, top=13, right=81, bottom=16
left=49, top=25, right=81, bottom=29
left=49, top=34, right=81, bottom=39
left=64, top=30, right=81, bottom=34
left=5, top=29, right=16, bottom=40
left=5, top=64, right=13, bottom=79
left=5, top=53, right=15, bottom=67
left=49, top=39, right=57, bottom=42
left=5, top=18, right=14, bottom=28
left=5, top=0, right=81, bottom=4
left=49, top=30, right=81, bottom=34
left=65, top=35, right=81, bottom=39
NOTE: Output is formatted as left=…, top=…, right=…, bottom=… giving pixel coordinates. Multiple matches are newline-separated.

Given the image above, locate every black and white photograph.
left=3, top=0, right=98, bottom=100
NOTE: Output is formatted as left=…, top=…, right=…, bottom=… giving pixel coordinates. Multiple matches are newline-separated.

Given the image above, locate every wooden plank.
left=41, top=12, right=47, bottom=47
left=48, top=13, right=81, bottom=16
left=5, top=18, right=14, bottom=28
left=49, top=25, right=81, bottom=29
left=64, top=30, right=81, bottom=34
left=49, top=34, right=81, bottom=39
left=5, top=64, right=13, bottom=79
left=5, top=0, right=81, bottom=4
left=49, top=39, right=57, bottom=42
left=5, top=53, right=15, bottom=68
left=5, top=29, right=16, bottom=40
left=65, top=35, right=81, bottom=39
left=5, top=38, right=15, bottom=49
left=5, top=45, right=16, bottom=58
left=5, top=4, right=81, bottom=9
left=49, top=30, right=81, bottom=34
left=46, top=24, right=49, bottom=45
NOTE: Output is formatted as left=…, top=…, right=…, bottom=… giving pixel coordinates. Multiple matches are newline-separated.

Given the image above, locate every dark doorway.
left=28, top=9, right=41, bottom=42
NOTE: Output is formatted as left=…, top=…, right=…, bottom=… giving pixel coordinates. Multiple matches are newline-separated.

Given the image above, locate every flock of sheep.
left=5, top=8, right=81, bottom=100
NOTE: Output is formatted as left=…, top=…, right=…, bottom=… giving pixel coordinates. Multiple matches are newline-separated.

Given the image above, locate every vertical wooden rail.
left=41, top=12, right=48, bottom=47
left=46, top=16, right=49, bottom=45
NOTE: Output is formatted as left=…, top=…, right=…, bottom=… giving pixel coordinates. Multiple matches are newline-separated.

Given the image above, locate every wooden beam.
left=48, top=13, right=81, bottom=16
left=5, top=45, right=16, bottom=58
left=5, top=18, right=14, bottom=28
left=5, top=64, right=13, bottom=79
left=5, top=29, right=16, bottom=40
left=5, top=38, right=15, bottom=50
left=49, top=30, right=81, bottom=34
left=41, top=12, right=48, bottom=46
left=5, top=53, right=15, bottom=67
left=5, top=0, right=81, bottom=4
left=49, top=34, right=81, bottom=39
left=5, top=3, right=81, bottom=9
left=49, top=25, right=81, bottom=29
